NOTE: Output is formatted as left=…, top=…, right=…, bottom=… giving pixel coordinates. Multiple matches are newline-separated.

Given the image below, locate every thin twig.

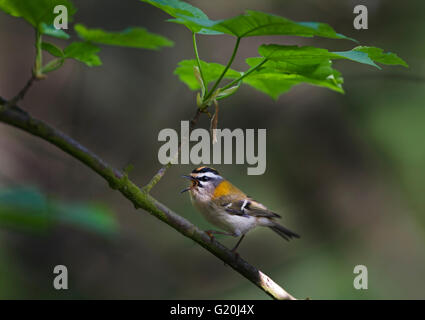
left=0, top=97, right=296, bottom=300
left=7, top=74, right=37, bottom=107
left=220, top=58, right=268, bottom=92
left=143, top=108, right=203, bottom=193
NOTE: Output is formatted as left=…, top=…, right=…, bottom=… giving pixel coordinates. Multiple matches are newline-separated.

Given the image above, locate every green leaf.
left=142, top=1, right=352, bottom=40
left=63, top=42, right=102, bottom=67
left=259, top=45, right=408, bottom=70
left=42, top=42, right=63, bottom=57
left=329, top=49, right=380, bottom=68
left=41, top=60, right=64, bottom=73
left=169, top=18, right=223, bottom=35
left=55, top=203, right=117, bottom=235
left=175, top=58, right=344, bottom=100
left=346, top=46, right=408, bottom=67
left=140, top=0, right=218, bottom=34
left=0, top=0, right=76, bottom=33
left=174, top=60, right=241, bottom=90
left=244, top=58, right=344, bottom=99
left=0, top=187, right=50, bottom=231
left=259, top=44, right=378, bottom=68
left=141, top=0, right=207, bottom=20
left=0, top=187, right=117, bottom=235
left=202, top=10, right=354, bottom=40
left=217, top=82, right=241, bottom=99
left=74, top=24, right=174, bottom=49
left=39, top=23, right=70, bottom=39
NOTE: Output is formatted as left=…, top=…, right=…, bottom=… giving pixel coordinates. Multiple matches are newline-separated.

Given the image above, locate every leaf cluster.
left=0, top=0, right=407, bottom=99
left=142, top=0, right=407, bottom=102
left=0, top=0, right=173, bottom=76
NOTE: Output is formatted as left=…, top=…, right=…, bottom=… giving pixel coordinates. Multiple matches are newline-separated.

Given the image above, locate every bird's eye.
left=199, top=176, right=211, bottom=182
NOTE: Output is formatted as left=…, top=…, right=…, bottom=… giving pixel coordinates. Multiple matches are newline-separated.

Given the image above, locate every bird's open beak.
left=181, top=175, right=196, bottom=193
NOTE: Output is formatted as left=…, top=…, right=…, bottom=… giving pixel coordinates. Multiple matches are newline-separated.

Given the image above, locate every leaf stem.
left=220, top=58, right=268, bottom=92
left=34, top=29, right=44, bottom=79
left=192, top=33, right=207, bottom=97
left=204, top=37, right=241, bottom=102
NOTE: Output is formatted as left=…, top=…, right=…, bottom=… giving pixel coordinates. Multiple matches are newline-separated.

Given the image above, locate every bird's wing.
left=245, top=200, right=281, bottom=218
left=213, top=180, right=281, bottom=218
left=220, top=198, right=281, bottom=218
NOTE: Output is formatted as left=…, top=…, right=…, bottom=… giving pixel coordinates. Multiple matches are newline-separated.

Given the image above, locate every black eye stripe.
left=197, top=176, right=211, bottom=182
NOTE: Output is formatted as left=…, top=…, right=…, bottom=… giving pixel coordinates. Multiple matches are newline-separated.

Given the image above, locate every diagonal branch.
left=0, top=97, right=296, bottom=300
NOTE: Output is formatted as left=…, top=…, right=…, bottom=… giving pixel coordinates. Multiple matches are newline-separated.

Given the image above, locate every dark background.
left=0, top=0, right=424, bottom=299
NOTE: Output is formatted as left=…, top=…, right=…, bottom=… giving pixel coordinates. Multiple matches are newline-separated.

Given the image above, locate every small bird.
left=182, top=166, right=299, bottom=252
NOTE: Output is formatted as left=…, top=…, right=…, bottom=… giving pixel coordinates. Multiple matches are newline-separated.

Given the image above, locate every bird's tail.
left=269, top=223, right=300, bottom=241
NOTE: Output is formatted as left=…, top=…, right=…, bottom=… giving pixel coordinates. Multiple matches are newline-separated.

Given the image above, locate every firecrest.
left=182, top=166, right=299, bottom=252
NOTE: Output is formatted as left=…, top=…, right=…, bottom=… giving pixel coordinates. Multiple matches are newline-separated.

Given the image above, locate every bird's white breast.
left=190, top=196, right=259, bottom=236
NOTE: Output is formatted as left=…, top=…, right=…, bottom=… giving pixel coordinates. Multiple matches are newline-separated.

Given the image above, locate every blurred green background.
left=0, top=0, right=424, bottom=299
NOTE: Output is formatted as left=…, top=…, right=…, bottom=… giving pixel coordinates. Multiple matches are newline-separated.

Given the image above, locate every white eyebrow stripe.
left=195, top=172, right=220, bottom=179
